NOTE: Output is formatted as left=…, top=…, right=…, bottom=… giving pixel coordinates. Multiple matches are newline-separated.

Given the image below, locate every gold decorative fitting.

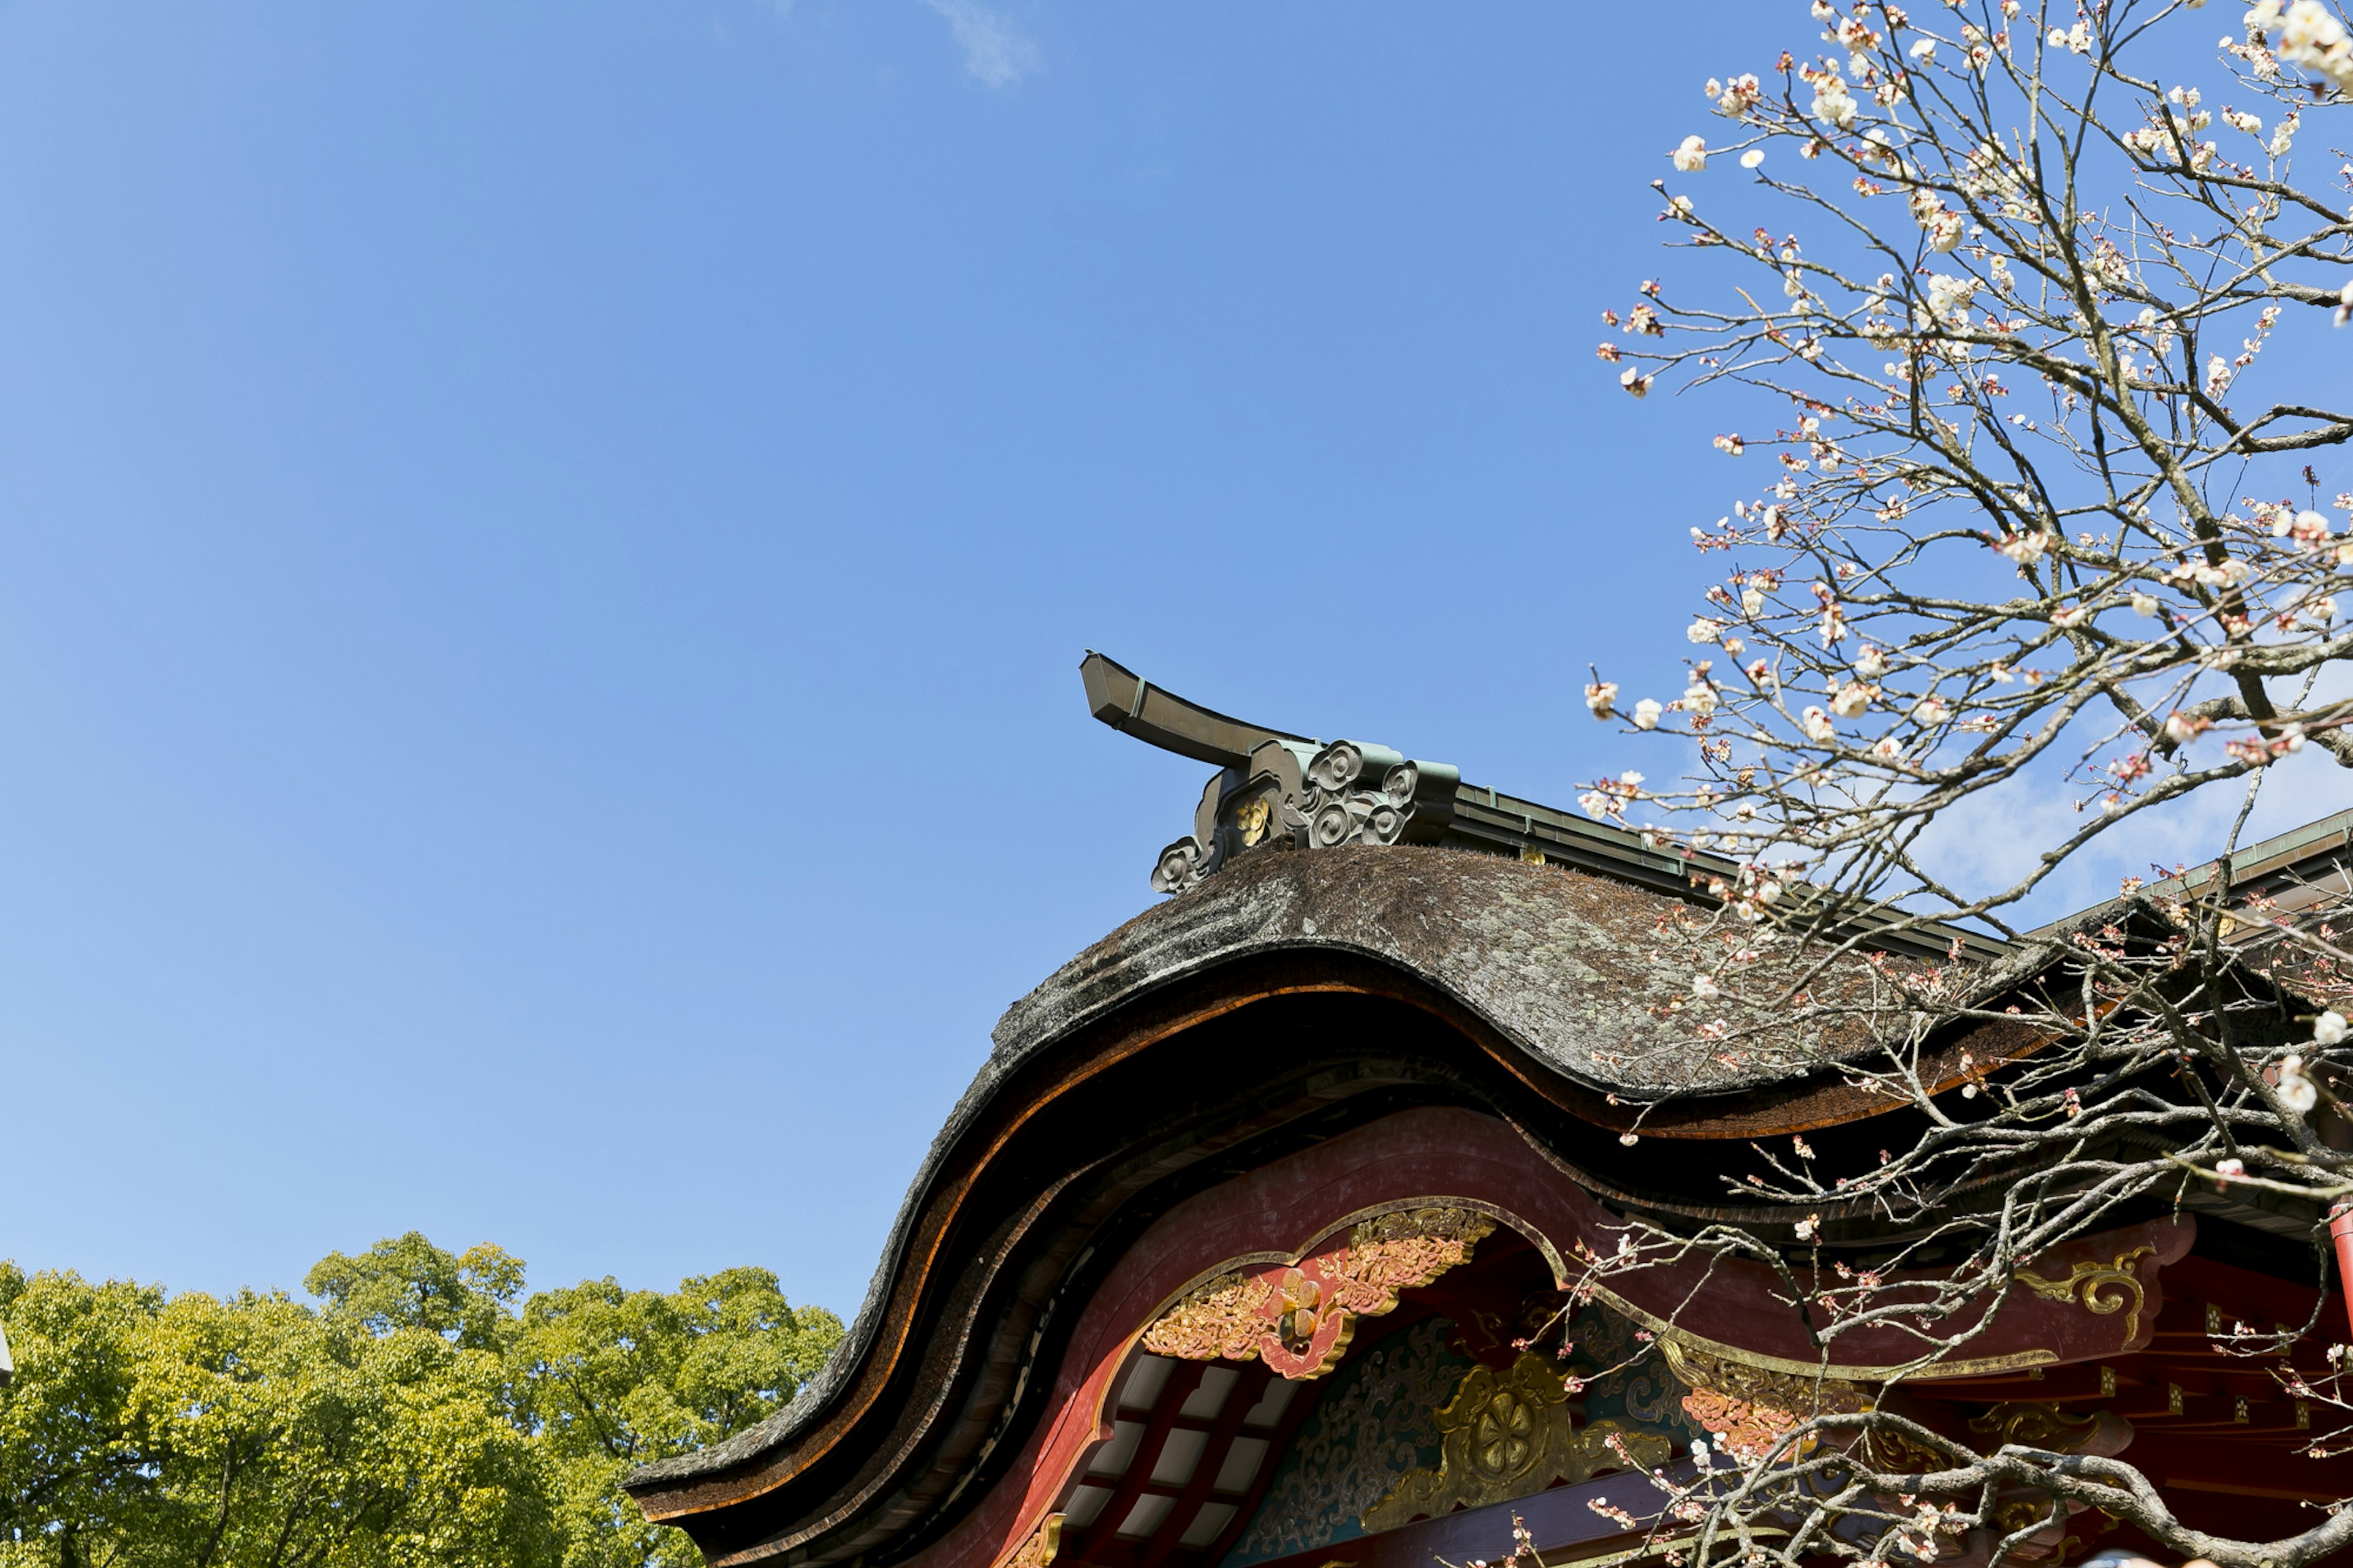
left=1236, top=796, right=1273, bottom=847
left=1967, top=1401, right=2099, bottom=1453
left=1004, top=1514, right=1062, bottom=1568
left=1361, top=1353, right=1672, bottom=1531
left=2099, top=1365, right=2116, bottom=1398
left=1863, top=1423, right=1954, bottom=1475
left=1140, top=1207, right=1496, bottom=1380
left=2012, top=1246, right=2155, bottom=1346
left=2167, top=1383, right=2183, bottom=1415
left=2298, top=1399, right=2312, bottom=1430
left=2207, top=1303, right=2224, bottom=1335
left=1659, top=1339, right=1865, bottom=1461
left=2235, top=1395, right=2250, bottom=1425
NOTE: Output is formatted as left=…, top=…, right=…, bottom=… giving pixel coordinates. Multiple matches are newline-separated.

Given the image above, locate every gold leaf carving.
left=1966, top=1401, right=2099, bottom=1453
left=1140, top=1273, right=1273, bottom=1362
left=1003, top=1514, right=1062, bottom=1568
left=1140, top=1207, right=1494, bottom=1379
left=2010, top=1247, right=2154, bottom=1345
left=1361, top=1352, right=1673, bottom=1532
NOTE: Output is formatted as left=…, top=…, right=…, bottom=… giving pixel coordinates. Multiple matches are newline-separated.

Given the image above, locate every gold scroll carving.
left=1660, top=1339, right=1867, bottom=1461
left=1002, top=1513, right=1062, bottom=1568
left=2010, top=1247, right=2155, bottom=1346
left=1141, top=1207, right=1496, bottom=1379
left=1966, top=1401, right=2101, bottom=1453
left=1362, top=1352, right=1673, bottom=1532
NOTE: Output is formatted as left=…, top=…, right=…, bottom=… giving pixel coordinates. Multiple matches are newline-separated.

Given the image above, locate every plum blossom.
left=1633, top=697, right=1664, bottom=730
left=1692, top=972, right=1721, bottom=998
left=1995, top=529, right=2048, bottom=566
left=1832, top=681, right=1873, bottom=718
left=2316, top=1009, right=2350, bottom=1045
left=1802, top=705, right=1837, bottom=741
left=1912, top=695, right=1950, bottom=724
left=2276, top=0, right=2353, bottom=90
left=1689, top=616, right=1725, bottom=643
left=1585, top=680, right=1619, bottom=719
left=1740, top=148, right=1766, bottom=169
left=1673, top=135, right=1709, bottom=172
left=1810, top=69, right=1859, bottom=131
left=2278, top=1054, right=2320, bottom=1113
left=1620, top=366, right=1654, bottom=398
left=1711, top=73, right=1762, bottom=116
left=2131, top=591, right=2162, bottom=616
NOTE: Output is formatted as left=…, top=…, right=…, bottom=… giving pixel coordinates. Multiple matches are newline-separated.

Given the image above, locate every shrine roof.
left=996, top=843, right=1879, bottom=1100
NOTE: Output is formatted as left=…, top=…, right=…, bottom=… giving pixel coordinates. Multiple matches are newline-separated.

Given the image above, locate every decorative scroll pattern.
left=1660, top=1340, right=1866, bottom=1461
left=1362, top=1354, right=1673, bottom=1531
left=1002, top=1513, right=1061, bottom=1568
left=2010, top=1246, right=2154, bottom=1346
left=1149, top=738, right=1461, bottom=894
left=1966, top=1401, right=2101, bottom=1452
left=1140, top=1208, right=1495, bottom=1379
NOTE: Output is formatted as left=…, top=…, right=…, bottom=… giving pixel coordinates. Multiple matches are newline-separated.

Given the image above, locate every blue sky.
left=5, top=2, right=2347, bottom=1318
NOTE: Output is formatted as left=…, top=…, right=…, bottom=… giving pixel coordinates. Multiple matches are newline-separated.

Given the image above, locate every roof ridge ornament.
left=1080, top=652, right=1461, bottom=895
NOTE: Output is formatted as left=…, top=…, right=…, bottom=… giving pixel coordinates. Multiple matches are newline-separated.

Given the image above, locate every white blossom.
left=2279, top=1053, right=2321, bottom=1112
left=1673, top=135, right=1709, bottom=172
left=1995, top=529, right=2048, bottom=566
left=1585, top=680, right=1619, bottom=719
left=1802, top=705, right=1837, bottom=741
left=1740, top=148, right=1766, bottom=169
left=1811, top=70, right=1859, bottom=131
left=1832, top=681, right=1873, bottom=718
left=2278, top=0, right=2353, bottom=90
left=2316, top=1009, right=2350, bottom=1045
left=1633, top=697, right=1664, bottom=730
left=1620, top=366, right=1654, bottom=398
left=1688, top=616, right=1725, bottom=643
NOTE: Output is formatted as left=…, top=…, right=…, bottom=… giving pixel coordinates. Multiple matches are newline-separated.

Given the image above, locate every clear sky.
left=6, top=2, right=2347, bottom=1319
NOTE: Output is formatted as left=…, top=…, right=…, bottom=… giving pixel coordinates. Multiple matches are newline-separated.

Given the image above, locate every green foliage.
left=0, top=1241, right=842, bottom=1568
left=509, top=1270, right=841, bottom=1568
left=305, top=1234, right=525, bottom=1354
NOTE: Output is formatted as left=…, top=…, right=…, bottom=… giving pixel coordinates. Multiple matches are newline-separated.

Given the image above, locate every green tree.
left=509, top=1269, right=843, bottom=1568
left=304, top=1235, right=525, bottom=1354
left=0, top=1264, right=554, bottom=1568
left=0, top=1240, right=840, bottom=1568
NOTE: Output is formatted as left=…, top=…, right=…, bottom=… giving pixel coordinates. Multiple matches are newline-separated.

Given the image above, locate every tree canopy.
left=0, top=1236, right=841, bottom=1568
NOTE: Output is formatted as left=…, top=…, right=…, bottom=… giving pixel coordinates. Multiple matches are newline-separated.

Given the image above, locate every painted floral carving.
left=1659, top=1339, right=1866, bottom=1462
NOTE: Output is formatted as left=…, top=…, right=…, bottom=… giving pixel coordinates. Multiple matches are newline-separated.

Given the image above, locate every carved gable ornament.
left=1140, top=1207, right=1495, bottom=1379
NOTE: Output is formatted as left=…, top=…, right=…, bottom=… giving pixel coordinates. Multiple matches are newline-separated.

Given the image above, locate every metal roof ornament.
left=1080, top=651, right=1460, bottom=894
